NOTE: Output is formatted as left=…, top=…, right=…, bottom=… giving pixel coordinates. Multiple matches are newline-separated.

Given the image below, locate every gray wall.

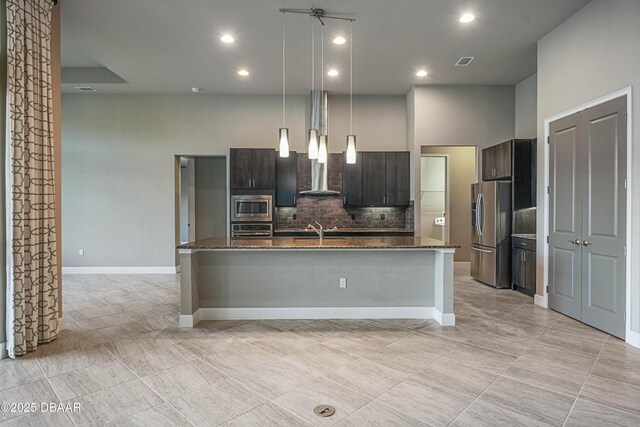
left=515, top=74, right=537, bottom=139
left=537, top=0, right=640, bottom=333
left=407, top=85, right=516, bottom=236
left=62, top=94, right=406, bottom=268
left=195, top=157, right=227, bottom=240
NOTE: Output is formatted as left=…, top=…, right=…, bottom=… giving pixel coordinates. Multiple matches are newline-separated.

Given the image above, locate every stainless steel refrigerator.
left=471, top=181, right=512, bottom=288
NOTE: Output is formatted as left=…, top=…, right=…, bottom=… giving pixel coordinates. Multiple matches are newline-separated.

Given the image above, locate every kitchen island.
left=177, top=236, right=458, bottom=327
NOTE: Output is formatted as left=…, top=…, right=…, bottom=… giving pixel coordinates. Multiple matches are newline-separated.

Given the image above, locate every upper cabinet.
left=482, top=139, right=537, bottom=210
left=276, top=152, right=297, bottom=206
left=342, top=152, right=363, bottom=207
left=230, top=148, right=276, bottom=190
left=482, top=141, right=512, bottom=180
left=358, top=151, right=411, bottom=207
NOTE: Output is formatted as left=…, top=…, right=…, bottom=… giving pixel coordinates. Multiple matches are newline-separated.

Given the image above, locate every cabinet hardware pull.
left=568, top=239, right=582, bottom=245
left=582, top=240, right=591, bottom=246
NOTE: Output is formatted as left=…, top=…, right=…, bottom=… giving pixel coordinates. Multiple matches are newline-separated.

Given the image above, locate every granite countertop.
left=178, top=236, right=458, bottom=250
left=512, top=233, right=536, bottom=240
left=274, top=228, right=415, bottom=234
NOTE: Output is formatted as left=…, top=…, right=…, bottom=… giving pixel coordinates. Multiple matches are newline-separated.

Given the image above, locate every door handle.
left=471, top=247, right=492, bottom=253
left=568, top=239, right=582, bottom=245
left=582, top=240, right=591, bottom=246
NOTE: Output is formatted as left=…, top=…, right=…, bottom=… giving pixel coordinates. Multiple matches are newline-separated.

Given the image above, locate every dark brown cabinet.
left=482, top=140, right=512, bottom=180
left=482, top=139, right=536, bottom=209
left=230, top=148, right=276, bottom=190
left=512, top=237, right=536, bottom=295
left=384, top=152, right=410, bottom=206
left=342, top=152, right=363, bottom=206
left=360, top=151, right=410, bottom=207
left=276, top=151, right=297, bottom=206
left=362, top=152, right=386, bottom=206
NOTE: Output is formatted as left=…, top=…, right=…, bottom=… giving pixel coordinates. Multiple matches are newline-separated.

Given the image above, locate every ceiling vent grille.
left=455, top=57, right=475, bottom=66
left=74, top=86, right=96, bottom=92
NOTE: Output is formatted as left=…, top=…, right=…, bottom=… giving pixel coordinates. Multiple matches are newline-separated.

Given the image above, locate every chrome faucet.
left=308, top=222, right=324, bottom=240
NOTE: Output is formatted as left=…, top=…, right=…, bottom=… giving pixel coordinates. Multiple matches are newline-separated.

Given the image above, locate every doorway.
left=175, top=155, right=227, bottom=267
left=421, top=146, right=477, bottom=262
left=420, top=155, right=448, bottom=242
left=547, top=95, right=627, bottom=339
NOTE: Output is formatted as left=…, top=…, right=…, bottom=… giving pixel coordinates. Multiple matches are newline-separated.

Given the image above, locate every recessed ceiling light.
left=416, top=70, right=428, bottom=77
left=328, top=69, right=339, bottom=77
left=459, top=13, right=475, bottom=23
left=221, top=34, right=235, bottom=43
left=333, top=36, right=346, bottom=45
left=238, top=69, right=250, bottom=76
left=191, top=87, right=202, bottom=93
left=74, top=86, right=96, bottom=92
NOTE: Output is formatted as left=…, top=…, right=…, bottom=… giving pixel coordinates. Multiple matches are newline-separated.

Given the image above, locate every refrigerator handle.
left=478, top=193, right=484, bottom=236
left=475, top=193, right=481, bottom=235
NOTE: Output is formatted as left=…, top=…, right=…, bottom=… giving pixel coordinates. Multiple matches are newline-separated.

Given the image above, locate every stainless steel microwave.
left=231, top=195, right=272, bottom=222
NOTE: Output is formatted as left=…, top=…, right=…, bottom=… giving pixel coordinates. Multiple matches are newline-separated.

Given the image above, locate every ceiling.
left=60, top=0, right=590, bottom=95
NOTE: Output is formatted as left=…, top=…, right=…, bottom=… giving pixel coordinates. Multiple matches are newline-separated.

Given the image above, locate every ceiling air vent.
left=455, top=57, right=475, bottom=66
left=74, top=86, right=96, bottom=92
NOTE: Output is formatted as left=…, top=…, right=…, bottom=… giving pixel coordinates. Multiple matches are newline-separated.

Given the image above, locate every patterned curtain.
left=5, top=0, right=57, bottom=357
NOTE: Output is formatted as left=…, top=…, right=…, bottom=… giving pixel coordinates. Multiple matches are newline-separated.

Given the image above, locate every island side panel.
left=433, top=249, right=456, bottom=326
left=179, top=249, right=200, bottom=326
left=194, top=249, right=437, bottom=316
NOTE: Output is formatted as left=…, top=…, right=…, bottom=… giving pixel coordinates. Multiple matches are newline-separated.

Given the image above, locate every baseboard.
left=0, top=342, right=7, bottom=359
left=534, top=293, right=548, bottom=308
left=626, top=329, right=640, bottom=349
left=434, top=308, right=456, bottom=326
left=182, top=306, right=439, bottom=327
left=62, top=266, right=177, bottom=275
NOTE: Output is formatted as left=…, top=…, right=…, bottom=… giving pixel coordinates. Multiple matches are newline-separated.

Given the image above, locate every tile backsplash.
left=275, top=153, right=414, bottom=230
left=514, top=207, right=536, bottom=234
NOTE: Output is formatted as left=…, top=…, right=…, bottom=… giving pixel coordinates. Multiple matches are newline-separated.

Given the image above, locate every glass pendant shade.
left=318, top=134, right=328, bottom=164
left=279, top=128, right=290, bottom=158
left=308, top=129, right=319, bottom=159
left=346, top=135, right=357, bottom=164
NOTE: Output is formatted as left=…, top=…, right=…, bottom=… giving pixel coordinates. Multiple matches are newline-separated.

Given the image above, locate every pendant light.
left=279, top=12, right=290, bottom=158
left=346, top=21, right=357, bottom=164
left=318, top=24, right=328, bottom=164
left=307, top=20, right=319, bottom=159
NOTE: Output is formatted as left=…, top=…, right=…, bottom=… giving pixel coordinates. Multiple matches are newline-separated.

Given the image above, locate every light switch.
left=78, top=249, right=84, bottom=256
left=339, top=278, right=347, bottom=288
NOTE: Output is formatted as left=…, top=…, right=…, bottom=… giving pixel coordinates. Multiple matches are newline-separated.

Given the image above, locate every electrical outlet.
left=78, top=249, right=84, bottom=256
left=292, top=213, right=297, bottom=220
left=339, top=278, right=347, bottom=289
left=380, top=214, right=385, bottom=220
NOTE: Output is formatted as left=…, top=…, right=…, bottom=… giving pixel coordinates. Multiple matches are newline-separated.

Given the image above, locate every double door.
left=548, top=96, right=627, bottom=338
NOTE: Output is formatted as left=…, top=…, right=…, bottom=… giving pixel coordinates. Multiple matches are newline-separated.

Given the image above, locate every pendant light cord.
left=311, top=20, right=314, bottom=92
left=321, top=25, right=324, bottom=94
left=282, top=12, right=286, bottom=127
left=349, top=21, right=353, bottom=134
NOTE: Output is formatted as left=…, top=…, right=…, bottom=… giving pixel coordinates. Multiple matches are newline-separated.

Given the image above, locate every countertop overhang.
left=178, top=236, right=459, bottom=251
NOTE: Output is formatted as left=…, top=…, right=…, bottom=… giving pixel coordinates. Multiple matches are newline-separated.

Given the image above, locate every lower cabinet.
left=512, top=246, right=536, bottom=296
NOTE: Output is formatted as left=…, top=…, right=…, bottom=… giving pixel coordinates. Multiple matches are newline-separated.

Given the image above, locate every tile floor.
left=2, top=265, right=640, bottom=426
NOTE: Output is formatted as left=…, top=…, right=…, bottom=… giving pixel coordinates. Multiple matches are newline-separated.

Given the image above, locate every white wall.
left=515, top=74, right=537, bottom=139
left=407, top=85, right=515, bottom=235
left=61, top=94, right=406, bottom=268
left=537, top=0, right=640, bottom=334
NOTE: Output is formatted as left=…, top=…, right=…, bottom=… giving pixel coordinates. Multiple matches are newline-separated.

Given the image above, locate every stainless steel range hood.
left=300, top=90, right=340, bottom=196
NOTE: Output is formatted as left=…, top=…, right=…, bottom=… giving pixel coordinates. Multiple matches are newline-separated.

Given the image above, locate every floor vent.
left=455, top=56, right=475, bottom=66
